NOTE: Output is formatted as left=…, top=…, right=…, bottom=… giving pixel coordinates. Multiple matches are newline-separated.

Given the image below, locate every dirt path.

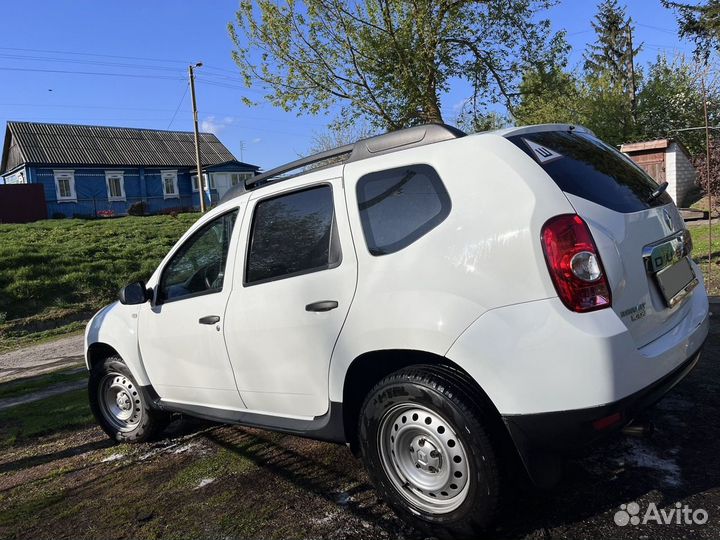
left=0, top=379, right=86, bottom=411
left=0, top=333, right=84, bottom=383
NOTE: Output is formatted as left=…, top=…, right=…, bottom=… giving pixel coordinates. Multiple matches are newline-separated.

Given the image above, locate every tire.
left=358, top=365, right=501, bottom=539
left=88, top=355, right=169, bottom=443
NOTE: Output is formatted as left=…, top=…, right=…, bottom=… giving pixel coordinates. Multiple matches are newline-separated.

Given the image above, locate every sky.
left=0, top=0, right=695, bottom=171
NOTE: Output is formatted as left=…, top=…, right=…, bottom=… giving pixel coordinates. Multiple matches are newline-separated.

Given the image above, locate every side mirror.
left=118, top=281, right=151, bottom=305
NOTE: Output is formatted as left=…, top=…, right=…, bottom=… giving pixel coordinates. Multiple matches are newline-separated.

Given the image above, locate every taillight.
left=541, top=214, right=611, bottom=313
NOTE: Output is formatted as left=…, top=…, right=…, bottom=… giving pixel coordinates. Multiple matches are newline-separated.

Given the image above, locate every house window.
left=230, top=172, right=254, bottom=186
left=161, top=170, right=179, bottom=199
left=191, top=173, right=209, bottom=192
left=53, top=170, right=76, bottom=202
left=105, top=171, right=126, bottom=201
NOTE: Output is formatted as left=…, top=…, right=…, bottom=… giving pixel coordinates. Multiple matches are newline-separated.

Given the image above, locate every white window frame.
left=230, top=172, right=254, bottom=187
left=161, top=170, right=179, bottom=199
left=105, top=171, right=126, bottom=202
left=191, top=173, right=209, bottom=192
left=53, top=170, right=77, bottom=202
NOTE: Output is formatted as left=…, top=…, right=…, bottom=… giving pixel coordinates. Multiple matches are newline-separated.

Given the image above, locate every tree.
left=308, top=122, right=376, bottom=154
left=693, top=136, right=720, bottom=208
left=583, top=0, right=642, bottom=133
left=635, top=54, right=716, bottom=154
left=513, top=66, right=587, bottom=126
left=662, top=0, right=720, bottom=61
left=228, top=0, right=567, bottom=130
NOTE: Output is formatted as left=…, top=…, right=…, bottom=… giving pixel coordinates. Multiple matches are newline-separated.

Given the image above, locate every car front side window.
left=159, top=210, right=238, bottom=302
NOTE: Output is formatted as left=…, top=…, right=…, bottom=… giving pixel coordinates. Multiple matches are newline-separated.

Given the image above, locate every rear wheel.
left=89, top=356, right=169, bottom=442
left=358, top=365, right=501, bottom=539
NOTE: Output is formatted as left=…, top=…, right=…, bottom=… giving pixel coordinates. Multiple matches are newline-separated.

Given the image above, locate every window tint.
left=508, top=131, right=672, bottom=213
left=246, top=185, right=340, bottom=284
left=159, top=210, right=238, bottom=302
left=356, top=164, right=450, bottom=255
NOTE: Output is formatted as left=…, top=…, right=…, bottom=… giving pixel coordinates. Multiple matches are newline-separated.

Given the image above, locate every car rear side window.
left=508, top=131, right=672, bottom=213
left=357, top=164, right=450, bottom=255
left=245, top=185, right=341, bottom=285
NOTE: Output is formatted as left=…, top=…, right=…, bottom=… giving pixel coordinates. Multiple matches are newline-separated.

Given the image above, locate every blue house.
left=0, top=121, right=260, bottom=218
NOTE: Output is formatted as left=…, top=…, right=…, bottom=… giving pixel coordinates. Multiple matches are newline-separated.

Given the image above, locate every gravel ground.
left=0, top=320, right=718, bottom=539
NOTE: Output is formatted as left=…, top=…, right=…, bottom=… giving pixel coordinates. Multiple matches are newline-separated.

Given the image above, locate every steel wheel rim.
left=378, top=403, right=471, bottom=514
left=98, top=372, right=142, bottom=432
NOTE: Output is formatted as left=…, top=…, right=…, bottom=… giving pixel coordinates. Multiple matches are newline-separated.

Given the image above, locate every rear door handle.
left=199, top=315, right=221, bottom=325
left=305, top=300, right=339, bottom=312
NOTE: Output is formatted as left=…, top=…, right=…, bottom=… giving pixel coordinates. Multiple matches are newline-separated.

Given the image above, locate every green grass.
left=689, top=222, right=720, bottom=296
left=166, top=449, right=255, bottom=490
left=0, top=389, right=94, bottom=447
left=0, top=214, right=198, bottom=351
left=0, top=368, right=87, bottom=400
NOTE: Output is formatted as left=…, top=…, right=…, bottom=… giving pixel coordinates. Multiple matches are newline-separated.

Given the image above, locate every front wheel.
left=358, top=366, right=501, bottom=539
left=88, top=355, right=169, bottom=442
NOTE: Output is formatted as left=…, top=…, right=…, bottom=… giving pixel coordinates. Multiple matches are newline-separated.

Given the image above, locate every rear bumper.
left=502, top=341, right=704, bottom=486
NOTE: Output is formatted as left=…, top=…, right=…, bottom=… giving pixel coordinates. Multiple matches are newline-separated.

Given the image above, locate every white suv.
left=85, top=123, right=709, bottom=538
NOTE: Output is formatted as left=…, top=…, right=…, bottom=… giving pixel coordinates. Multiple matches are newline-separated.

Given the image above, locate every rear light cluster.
left=541, top=214, right=612, bottom=313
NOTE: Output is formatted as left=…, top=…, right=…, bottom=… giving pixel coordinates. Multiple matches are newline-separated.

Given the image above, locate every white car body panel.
left=446, top=286, right=708, bottom=415
left=85, top=301, right=149, bottom=385
left=85, top=123, right=709, bottom=440
left=327, top=134, right=575, bottom=402
left=223, top=172, right=358, bottom=418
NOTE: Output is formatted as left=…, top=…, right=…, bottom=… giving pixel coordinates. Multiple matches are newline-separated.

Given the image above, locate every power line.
left=166, top=83, right=190, bottom=130
left=0, top=66, right=184, bottom=80
left=0, top=46, right=189, bottom=65
left=0, top=102, right=328, bottom=126
left=0, top=53, right=185, bottom=73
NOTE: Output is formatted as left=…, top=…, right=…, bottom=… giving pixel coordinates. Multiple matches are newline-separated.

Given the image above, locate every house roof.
left=620, top=138, right=693, bottom=159
left=620, top=139, right=670, bottom=153
left=0, top=121, right=253, bottom=174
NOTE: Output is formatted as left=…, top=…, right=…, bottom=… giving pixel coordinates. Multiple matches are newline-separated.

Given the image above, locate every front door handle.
left=305, top=300, right=339, bottom=312
left=199, top=315, right=221, bottom=325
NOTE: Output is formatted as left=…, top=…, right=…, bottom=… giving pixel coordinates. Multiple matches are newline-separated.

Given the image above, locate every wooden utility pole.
left=626, top=22, right=638, bottom=126
left=189, top=62, right=206, bottom=213
left=703, top=74, right=712, bottom=290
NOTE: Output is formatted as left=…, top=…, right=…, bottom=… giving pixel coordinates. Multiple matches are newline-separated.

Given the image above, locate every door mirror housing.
left=119, top=281, right=151, bottom=305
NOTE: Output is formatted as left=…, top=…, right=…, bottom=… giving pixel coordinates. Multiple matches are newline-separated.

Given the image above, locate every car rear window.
left=507, top=130, right=672, bottom=213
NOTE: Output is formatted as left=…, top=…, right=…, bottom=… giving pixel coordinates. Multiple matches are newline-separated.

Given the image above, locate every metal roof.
left=1, top=121, right=240, bottom=173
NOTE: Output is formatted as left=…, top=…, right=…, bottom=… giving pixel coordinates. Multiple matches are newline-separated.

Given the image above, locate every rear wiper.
left=647, top=181, right=669, bottom=202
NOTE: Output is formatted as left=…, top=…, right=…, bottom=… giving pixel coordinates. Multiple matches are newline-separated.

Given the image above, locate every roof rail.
left=219, top=123, right=465, bottom=203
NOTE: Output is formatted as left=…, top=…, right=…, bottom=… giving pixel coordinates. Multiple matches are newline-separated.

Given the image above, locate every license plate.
left=655, top=257, right=698, bottom=307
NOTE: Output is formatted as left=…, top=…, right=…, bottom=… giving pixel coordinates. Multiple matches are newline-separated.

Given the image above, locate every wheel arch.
left=341, top=350, right=509, bottom=449
left=86, top=342, right=119, bottom=370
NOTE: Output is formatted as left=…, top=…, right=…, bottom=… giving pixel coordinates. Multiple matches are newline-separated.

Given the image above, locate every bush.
left=128, top=201, right=148, bottom=216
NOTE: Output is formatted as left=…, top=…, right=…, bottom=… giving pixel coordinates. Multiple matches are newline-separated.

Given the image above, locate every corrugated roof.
left=1, top=121, right=239, bottom=173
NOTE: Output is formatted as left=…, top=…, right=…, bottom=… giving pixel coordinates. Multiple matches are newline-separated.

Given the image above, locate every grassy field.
left=688, top=222, right=720, bottom=296
left=0, top=214, right=198, bottom=352
left=1, top=214, right=719, bottom=353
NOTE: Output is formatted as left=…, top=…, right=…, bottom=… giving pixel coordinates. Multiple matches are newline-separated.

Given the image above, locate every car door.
left=223, top=178, right=357, bottom=418
left=138, top=208, right=246, bottom=410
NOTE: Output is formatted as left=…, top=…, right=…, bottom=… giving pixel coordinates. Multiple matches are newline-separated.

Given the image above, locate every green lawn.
left=0, top=389, right=93, bottom=448
left=0, top=214, right=717, bottom=354
left=0, top=214, right=199, bottom=352
left=688, top=222, right=720, bottom=296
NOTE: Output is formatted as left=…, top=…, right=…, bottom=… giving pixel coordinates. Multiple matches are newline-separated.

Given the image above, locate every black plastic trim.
left=503, top=342, right=704, bottom=487
left=157, top=399, right=347, bottom=444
